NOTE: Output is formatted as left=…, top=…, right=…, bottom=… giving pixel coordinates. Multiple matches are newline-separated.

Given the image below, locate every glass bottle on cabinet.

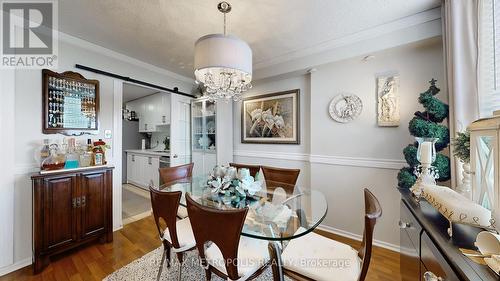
left=192, top=98, right=217, bottom=175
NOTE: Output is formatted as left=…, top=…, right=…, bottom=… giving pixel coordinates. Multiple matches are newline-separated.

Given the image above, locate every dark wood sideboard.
left=399, top=188, right=498, bottom=281
left=31, top=166, right=114, bottom=274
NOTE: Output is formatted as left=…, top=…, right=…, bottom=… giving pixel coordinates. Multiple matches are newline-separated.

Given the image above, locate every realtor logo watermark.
left=1, top=0, right=58, bottom=68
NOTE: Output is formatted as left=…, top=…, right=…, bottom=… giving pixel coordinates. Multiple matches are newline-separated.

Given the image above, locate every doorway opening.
left=121, top=82, right=171, bottom=225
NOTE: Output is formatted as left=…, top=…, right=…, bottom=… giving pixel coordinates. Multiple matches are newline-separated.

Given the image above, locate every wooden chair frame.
left=271, top=188, right=382, bottom=281
left=186, top=193, right=269, bottom=281
left=229, top=163, right=261, bottom=178
left=159, top=162, right=194, bottom=185
left=149, top=186, right=196, bottom=280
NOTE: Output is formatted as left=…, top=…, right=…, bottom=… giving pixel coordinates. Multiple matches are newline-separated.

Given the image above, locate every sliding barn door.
left=170, top=94, right=192, bottom=166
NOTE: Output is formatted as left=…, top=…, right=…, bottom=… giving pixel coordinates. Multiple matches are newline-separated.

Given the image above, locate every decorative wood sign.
left=42, top=69, right=99, bottom=135
left=376, top=74, right=400, bottom=127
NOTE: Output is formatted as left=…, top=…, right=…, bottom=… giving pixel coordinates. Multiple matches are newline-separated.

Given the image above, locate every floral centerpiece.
left=207, top=165, right=263, bottom=207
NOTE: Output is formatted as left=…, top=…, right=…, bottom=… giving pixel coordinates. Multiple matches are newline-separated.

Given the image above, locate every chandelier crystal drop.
left=194, top=2, right=252, bottom=102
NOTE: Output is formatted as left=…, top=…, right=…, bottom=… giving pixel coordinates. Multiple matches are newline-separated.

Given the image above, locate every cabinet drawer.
left=400, top=201, right=422, bottom=249
left=421, top=231, right=460, bottom=281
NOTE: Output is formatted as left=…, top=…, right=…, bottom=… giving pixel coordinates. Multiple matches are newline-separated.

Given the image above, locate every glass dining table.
left=156, top=174, right=328, bottom=280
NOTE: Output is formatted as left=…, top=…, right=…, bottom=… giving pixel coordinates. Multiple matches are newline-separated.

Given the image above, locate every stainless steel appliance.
left=159, top=156, right=170, bottom=185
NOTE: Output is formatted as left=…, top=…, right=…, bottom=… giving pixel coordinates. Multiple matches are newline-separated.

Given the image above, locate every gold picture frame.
left=241, top=89, right=300, bottom=144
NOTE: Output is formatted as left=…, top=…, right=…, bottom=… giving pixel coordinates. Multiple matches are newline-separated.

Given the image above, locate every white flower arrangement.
left=207, top=165, right=263, bottom=206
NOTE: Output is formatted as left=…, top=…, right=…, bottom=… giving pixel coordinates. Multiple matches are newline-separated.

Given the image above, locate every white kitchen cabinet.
left=155, top=94, right=171, bottom=125
left=126, top=152, right=160, bottom=189
left=128, top=93, right=170, bottom=133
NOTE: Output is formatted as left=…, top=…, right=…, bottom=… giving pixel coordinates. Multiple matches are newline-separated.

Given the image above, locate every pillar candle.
left=420, top=141, right=433, bottom=164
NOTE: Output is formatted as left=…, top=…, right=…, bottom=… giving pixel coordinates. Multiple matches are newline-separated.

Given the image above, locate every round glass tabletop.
left=157, top=175, right=328, bottom=241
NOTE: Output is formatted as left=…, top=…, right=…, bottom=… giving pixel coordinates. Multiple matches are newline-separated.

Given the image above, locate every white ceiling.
left=59, top=0, right=440, bottom=79
left=122, top=83, right=160, bottom=103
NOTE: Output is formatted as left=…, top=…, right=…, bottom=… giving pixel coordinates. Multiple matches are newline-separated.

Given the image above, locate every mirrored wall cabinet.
left=42, top=69, right=100, bottom=135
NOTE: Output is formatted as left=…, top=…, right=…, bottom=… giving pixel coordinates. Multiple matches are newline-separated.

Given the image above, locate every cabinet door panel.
left=146, top=156, right=160, bottom=187
left=80, top=172, right=106, bottom=239
left=127, top=154, right=133, bottom=183
left=43, top=175, right=78, bottom=250
left=421, top=232, right=460, bottom=281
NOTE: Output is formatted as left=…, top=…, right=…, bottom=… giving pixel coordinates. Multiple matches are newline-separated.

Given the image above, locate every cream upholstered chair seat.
left=162, top=217, right=196, bottom=252
left=281, top=229, right=361, bottom=281
left=177, top=205, right=188, bottom=218
left=205, top=236, right=270, bottom=281
left=273, top=189, right=382, bottom=281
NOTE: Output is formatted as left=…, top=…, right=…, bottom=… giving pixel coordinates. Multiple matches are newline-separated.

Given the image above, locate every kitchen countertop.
left=125, top=149, right=170, bottom=157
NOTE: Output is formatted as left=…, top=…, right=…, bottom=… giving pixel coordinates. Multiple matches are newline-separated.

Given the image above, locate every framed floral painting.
left=241, top=89, right=300, bottom=144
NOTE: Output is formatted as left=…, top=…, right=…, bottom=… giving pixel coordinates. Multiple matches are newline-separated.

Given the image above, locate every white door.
left=170, top=94, right=192, bottom=166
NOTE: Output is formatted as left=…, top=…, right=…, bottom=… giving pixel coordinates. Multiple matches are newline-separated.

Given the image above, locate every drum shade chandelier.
left=194, top=2, right=252, bottom=101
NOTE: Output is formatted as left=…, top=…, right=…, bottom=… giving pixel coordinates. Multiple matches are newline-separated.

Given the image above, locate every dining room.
left=1, top=0, right=500, bottom=280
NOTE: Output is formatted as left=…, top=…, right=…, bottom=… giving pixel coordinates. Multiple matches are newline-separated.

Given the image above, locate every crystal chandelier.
left=194, top=2, right=252, bottom=102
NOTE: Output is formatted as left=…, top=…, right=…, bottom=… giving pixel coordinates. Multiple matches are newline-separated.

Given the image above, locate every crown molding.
left=58, top=32, right=195, bottom=84
left=253, top=7, right=442, bottom=80
left=254, top=8, right=441, bottom=70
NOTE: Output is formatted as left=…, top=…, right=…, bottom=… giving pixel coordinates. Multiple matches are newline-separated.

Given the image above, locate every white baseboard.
left=316, top=224, right=400, bottom=253
left=0, top=257, right=32, bottom=277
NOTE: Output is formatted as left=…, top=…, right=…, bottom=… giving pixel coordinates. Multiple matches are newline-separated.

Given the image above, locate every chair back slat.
left=159, top=163, right=194, bottom=184
left=149, top=186, right=182, bottom=249
left=229, top=163, right=261, bottom=178
left=358, top=188, right=382, bottom=281
left=186, top=193, right=248, bottom=280
left=261, top=166, right=300, bottom=194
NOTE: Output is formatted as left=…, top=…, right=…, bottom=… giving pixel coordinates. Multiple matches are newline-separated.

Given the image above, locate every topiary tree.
left=397, top=79, right=451, bottom=189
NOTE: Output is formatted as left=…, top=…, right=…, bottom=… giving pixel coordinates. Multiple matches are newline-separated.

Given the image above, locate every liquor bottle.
left=39, top=139, right=50, bottom=163
left=79, top=139, right=93, bottom=167
left=93, top=139, right=105, bottom=166
left=41, top=144, right=66, bottom=171
left=64, top=138, right=79, bottom=169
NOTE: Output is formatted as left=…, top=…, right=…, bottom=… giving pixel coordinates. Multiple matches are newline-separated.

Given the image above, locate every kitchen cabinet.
left=126, top=152, right=160, bottom=188
left=126, top=93, right=170, bottom=133
left=31, top=167, right=113, bottom=274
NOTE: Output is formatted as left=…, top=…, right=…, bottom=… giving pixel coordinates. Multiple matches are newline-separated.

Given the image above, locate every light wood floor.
left=0, top=216, right=401, bottom=281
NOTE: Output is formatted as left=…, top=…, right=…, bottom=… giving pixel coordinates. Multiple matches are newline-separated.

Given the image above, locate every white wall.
left=2, top=33, right=192, bottom=274
left=233, top=37, right=446, bottom=250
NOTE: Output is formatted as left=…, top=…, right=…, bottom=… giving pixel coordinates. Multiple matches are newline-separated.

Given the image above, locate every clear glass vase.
left=416, top=137, right=438, bottom=164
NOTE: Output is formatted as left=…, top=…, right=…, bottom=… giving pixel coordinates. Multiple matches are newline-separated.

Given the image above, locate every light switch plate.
left=104, top=130, right=112, bottom=139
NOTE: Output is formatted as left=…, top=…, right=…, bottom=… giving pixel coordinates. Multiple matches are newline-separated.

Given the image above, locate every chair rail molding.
left=233, top=150, right=406, bottom=170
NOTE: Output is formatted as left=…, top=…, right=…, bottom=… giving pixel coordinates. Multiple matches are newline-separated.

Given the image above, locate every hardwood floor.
left=0, top=216, right=401, bottom=281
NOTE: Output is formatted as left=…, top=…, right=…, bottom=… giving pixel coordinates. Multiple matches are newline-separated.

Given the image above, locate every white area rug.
left=103, top=247, right=290, bottom=281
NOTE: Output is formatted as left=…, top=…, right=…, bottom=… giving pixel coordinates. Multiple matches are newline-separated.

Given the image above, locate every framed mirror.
left=42, top=69, right=99, bottom=135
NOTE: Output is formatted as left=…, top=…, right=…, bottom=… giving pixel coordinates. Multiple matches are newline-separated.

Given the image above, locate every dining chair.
left=261, top=166, right=300, bottom=194
left=149, top=186, right=197, bottom=281
left=229, top=162, right=261, bottom=178
left=186, top=193, right=270, bottom=281
left=158, top=163, right=194, bottom=218
left=273, top=188, right=382, bottom=281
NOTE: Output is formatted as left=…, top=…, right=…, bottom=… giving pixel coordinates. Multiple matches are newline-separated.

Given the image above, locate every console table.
left=31, top=166, right=114, bottom=274
left=399, top=188, right=498, bottom=280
